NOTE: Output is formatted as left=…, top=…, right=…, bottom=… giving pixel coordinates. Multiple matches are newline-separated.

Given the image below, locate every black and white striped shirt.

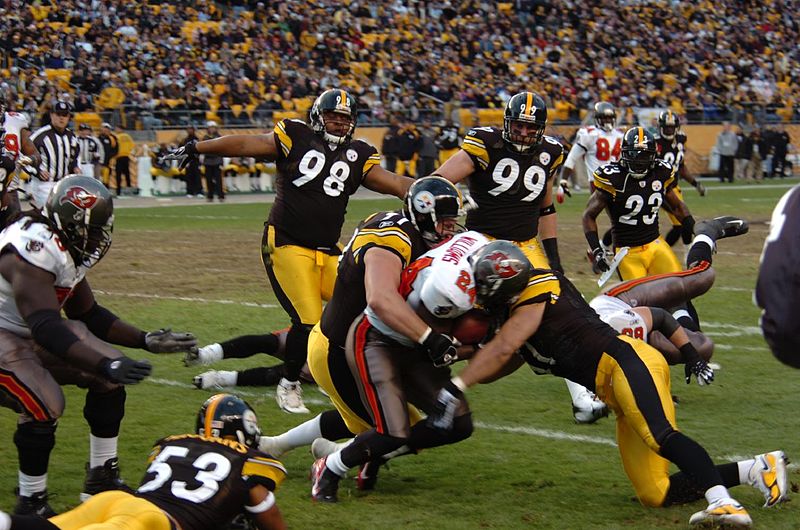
left=77, top=135, right=104, bottom=165
left=29, top=124, right=80, bottom=181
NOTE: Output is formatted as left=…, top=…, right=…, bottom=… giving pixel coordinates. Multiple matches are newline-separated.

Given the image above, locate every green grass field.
left=1, top=180, right=799, bottom=529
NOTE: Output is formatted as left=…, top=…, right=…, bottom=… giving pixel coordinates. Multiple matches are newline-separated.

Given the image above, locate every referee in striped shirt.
left=29, top=101, right=79, bottom=208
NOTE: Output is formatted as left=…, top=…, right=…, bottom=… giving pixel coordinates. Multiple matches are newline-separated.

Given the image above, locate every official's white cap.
left=206, top=120, right=217, bottom=127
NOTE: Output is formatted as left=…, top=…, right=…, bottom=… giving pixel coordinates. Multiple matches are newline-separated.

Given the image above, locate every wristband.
left=418, top=326, right=432, bottom=345
left=245, top=491, right=275, bottom=513
left=451, top=376, right=467, bottom=392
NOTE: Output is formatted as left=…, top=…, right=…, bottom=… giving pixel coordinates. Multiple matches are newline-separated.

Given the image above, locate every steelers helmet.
left=309, top=89, right=357, bottom=146
left=196, top=393, right=261, bottom=448
left=502, top=92, right=547, bottom=152
left=620, top=127, right=657, bottom=179
left=657, top=110, right=680, bottom=140
left=403, top=176, right=463, bottom=248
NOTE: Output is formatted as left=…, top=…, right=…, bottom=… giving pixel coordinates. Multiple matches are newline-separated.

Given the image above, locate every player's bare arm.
left=582, top=191, right=608, bottom=241
left=665, top=188, right=692, bottom=222
left=362, top=165, right=414, bottom=199
left=363, top=247, right=430, bottom=342
left=539, top=182, right=558, bottom=240
left=249, top=484, right=287, bottom=530
left=433, top=149, right=476, bottom=184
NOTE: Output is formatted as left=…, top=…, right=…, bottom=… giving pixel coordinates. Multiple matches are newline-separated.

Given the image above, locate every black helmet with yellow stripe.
left=657, top=110, right=680, bottom=140
left=621, top=126, right=657, bottom=179
left=502, top=91, right=547, bottom=152
left=309, top=88, right=357, bottom=146
left=196, top=393, right=261, bottom=448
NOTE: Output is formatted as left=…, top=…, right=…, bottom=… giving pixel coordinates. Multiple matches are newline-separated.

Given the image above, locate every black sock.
left=11, top=515, right=61, bottom=530
left=663, top=462, right=741, bottom=506
left=408, top=414, right=473, bottom=450
left=665, top=225, right=682, bottom=246
left=660, top=432, right=723, bottom=506
left=284, top=325, right=311, bottom=381
left=340, top=430, right=407, bottom=469
left=686, top=242, right=713, bottom=268
left=221, top=334, right=279, bottom=359
left=319, top=409, right=355, bottom=440
left=236, top=365, right=285, bottom=386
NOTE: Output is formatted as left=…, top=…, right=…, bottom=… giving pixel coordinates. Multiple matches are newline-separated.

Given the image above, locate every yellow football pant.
left=50, top=491, right=172, bottom=530
left=262, top=226, right=338, bottom=325
left=307, top=324, right=423, bottom=435
left=595, top=335, right=677, bottom=507
left=617, top=237, right=682, bottom=281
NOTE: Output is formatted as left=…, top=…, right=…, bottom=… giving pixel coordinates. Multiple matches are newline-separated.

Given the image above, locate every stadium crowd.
left=0, top=0, right=798, bottom=130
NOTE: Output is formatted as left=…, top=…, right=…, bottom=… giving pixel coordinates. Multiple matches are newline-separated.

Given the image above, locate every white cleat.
left=689, top=498, right=751, bottom=528
left=572, top=392, right=609, bottom=424
left=192, top=370, right=237, bottom=389
left=258, top=436, right=286, bottom=458
left=276, top=378, right=310, bottom=414
left=748, top=450, right=789, bottom=507
left=311, top=437, right=353, bottom=460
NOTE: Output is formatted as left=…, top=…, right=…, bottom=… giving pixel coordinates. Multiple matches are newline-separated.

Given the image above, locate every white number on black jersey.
left=138, top=445, right=233, bottom=504
left=292, top=149, right=351, bottom=197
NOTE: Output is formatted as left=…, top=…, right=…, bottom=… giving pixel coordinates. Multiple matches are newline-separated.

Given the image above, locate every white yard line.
left=94, top=290, right=278, bottom=309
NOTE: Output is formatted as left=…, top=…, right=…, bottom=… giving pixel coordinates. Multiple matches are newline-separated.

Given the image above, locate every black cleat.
left=712, top=216, right=749, bottom=239
left=81, top=457, right=130, bottom=501
left=356, top=459, right=382, bottom=491
left=14, top=489, right=57, bottom=518
left=310, top=457, right=340, bottom=503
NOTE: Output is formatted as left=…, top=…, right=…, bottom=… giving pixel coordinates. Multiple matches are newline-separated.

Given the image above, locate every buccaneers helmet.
left=196, top=393, right=261, bottom=448
left=502, top=92, right=547, bottom=152
left=657, top=110, right=680, bottom=140
left=43, top=175, right=114, bottom=268
left=309, top=88, right=357, bottom=146
left=471, top=240, right=532, bottom=310
left=404, top=176, right=463, bottom=248
left=594, top=102, right=617, bottom=132
left=620, top=127, right=657, bottom=179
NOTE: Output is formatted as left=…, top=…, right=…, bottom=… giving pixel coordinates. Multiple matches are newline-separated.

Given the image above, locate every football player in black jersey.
left=1, top=394, right=286, bottom=530
left=654, top=110, right=706, bottom=247
left=583, top=126, right=695, bottom=280
left=428, top=263, right=788, bottom=527
left=165, top=89, right=413, bottom=414
left=433, top=91, right=566, bottom=275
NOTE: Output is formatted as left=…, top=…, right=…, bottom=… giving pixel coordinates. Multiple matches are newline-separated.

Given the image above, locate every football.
left=451, top=309, right=492, bottom=345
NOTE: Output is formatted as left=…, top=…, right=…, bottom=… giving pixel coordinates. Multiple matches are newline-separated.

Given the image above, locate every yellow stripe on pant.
left=594, top=334, right=677, bottom=507
left=49, top=490, right=172, bottom=530
left=262, top=225, right=338, bottom=325
left=617, top=236, right=682, bottom=281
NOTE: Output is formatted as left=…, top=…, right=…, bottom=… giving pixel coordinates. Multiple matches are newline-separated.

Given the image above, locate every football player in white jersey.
left=0, top=176, right=197, bottom=517
left=0, top=93, right=41, bottom=227
left=561, top=102, right=625, bottom=192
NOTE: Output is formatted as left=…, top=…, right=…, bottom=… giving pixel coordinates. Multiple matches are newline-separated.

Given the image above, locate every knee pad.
left=83, top=387, right=126, bottom=438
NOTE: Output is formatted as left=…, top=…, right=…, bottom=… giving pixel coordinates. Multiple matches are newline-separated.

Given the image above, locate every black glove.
left=426, top=380, right=464, bottom=432
left=680, top=343, right=714, bottom=386
left=592, top=247, right=610, bottom=272
left=145, top=328, right=198, bottom=353
left=161, top=140, right=198, bottom=169
left=421, top=331, right=459, bottom=367
left=100, top=356, right=152, bottom=384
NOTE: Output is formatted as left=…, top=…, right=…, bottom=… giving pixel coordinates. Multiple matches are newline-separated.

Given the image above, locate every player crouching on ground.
left=0, top=176, right=197, bottom=517
left=0, top=393, right=287, bottom=530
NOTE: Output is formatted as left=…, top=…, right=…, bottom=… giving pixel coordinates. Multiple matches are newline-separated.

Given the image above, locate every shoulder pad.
left=542, top=135, right=563, bottom=148
left=6, top=221, right=70, bottom=274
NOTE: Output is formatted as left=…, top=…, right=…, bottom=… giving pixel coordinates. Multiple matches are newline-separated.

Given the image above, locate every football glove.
left=421, top=331, right=459, bottom=367
left=591, top=247, right=610, bottom=273
left=694, top=181, right=706, bottom=196
left=427, top=380, right=464, bottom=432
left=685, top=358, right=714, bottom=386
left=100, top=356, right=152, bottom=384
left=17, top=155, right=43, bottom=181
left=160, top=140, right=198, bottom=169
left=145, top=328, right=198, bottom=353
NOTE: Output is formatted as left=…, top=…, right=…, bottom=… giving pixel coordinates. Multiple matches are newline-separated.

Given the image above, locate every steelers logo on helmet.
left=413, top=190, right=436, bottom=214
left=242, top=409, right=259, bottom=436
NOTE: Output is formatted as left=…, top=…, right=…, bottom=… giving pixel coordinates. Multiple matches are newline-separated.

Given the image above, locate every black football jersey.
left=514, top=271, right=619, bottom=389
left=135, top=434, right=286, bottom=530
left=654, top=132, right=687, bottom=172
left=269, top=119, right=381, bottom=251
left=320, top=210, right=427, bottom=348
left=592, top=160, right=677, bottom=247
left=461, top=127, right=564, bottom=241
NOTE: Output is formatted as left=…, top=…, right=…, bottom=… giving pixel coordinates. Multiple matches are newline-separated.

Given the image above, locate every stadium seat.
left=74, top=112, right=102, bottom=129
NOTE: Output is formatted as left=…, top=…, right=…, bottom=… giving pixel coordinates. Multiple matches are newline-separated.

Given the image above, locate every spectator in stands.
left=202, top=121, right=224, bottom=202
left=714, top=122, right=738, bottom=183
left=97, top=123, right=118, bottom=188
left=180, top=125, right=203, bottom=198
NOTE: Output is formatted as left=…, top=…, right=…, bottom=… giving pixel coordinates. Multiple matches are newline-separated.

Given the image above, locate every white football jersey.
left=569, top=126, right=625, bottom=181
left=589, top=294, right=649, bottom=342
left=1, top=111, right=30, bottom=162
left=365, top=230, right=489, bottom=346
left=0, top=218, right=87, bottom=336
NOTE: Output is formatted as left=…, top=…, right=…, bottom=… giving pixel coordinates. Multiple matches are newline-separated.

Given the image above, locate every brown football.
left=451, top=309, right=491, bottom=345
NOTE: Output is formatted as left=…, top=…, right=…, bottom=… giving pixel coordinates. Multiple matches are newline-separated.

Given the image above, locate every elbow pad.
left=77, top=302, right=119, bottom=341
left=27, top=309, right=81, bottom=358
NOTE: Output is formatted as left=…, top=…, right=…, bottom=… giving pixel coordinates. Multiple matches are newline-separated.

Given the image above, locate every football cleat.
left=748, top=450, right=789, bottom=507
left=184, top=343, right=224, bottom=366
left=310, top=457, right=340, bottom=503
left=357, top=460, right=382, bottom=491
left=310, top=437, right=353, bottom=460
left=572, top=392, right=609, bottom=424
left=258, top=435, right=286, bottom=459
left=689, top=498, right=751, bottom=528
left=711, top=216, right=749, bottom=240
left=276, top=378, right=310, bottom=414
left=192, top=370, right=238, bottom=389
left=81, top=457, right=130, bottom=502
left=13, top=489, right=57, bottom=518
